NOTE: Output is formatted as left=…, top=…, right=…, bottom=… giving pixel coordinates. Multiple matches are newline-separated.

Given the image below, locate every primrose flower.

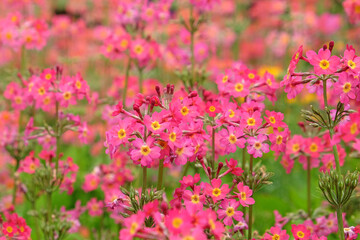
left=306, top=48, right=340, bottom=74
left=218, top=199, right=242, bottom=226
left=236, top=182, right=255, bottom=207
left=291, top=224, right=311, bottom=239
left=333, top=73, right=358, bottom=104
left=247, top=134, right=269, bottom=158
left=119, top=211, right=145, bottom=240
left=263, top=226, right=290, bottom=240
left=204, top=179, right=230, bottom=203
left=130, top=137, right=161, bottom=167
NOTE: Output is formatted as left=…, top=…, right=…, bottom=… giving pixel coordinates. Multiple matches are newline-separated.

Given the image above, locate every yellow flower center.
left=228, top=109, right=235, bottom=118
left=209, top=106, right=216, bottom=112
left=319, top=59, right=330, bottom=70
left=212, top=188, right=221, bottom=197
left=310, top=143, right=318, bottom=152
left=276, top=135, right=283, bottom=145
left=248, top=73, right=255, bottom=79
left=226, top=207, right=235, bottom=217
left=176, top=147, right=184, bottom=156
left=267, top=78, right=273, bottom=86
left=172, top=218, right=183, bottom=228
left=348, top=60, right=356, bottom=69
left=117, top=129, right=126, bottom=139
left=151, top=121, right=161, bottom=131
left=183, top=236, right=195, bottom=240
left=247, top=118, right=255, bottom=126
left=120, top=39, right=128, bottom=48
left=181, top=106, right=189, bottom=116
left=6, top=226, right=13, bottom=233
left=38, top=87, right=46, bottom=95
left=140, top=146, right=151, bottom=156
left=240, top=192, right=246, bottom=200
left=130, top=222, right=138, bottom=235
left=169, top=132, right=176, bottom=142
left=351, top=123, right=358, bottom=134
left=106, top=44, right=113, bottom=53
left=63, top=91, right=72, bottom=100
left=191, top=194, right=200, bottom=204
left=269, top=116, right=276, bottom=124
left=209, top=219, right=216, bottom=230
left=76, top=80, right=82, bottom=89
left=292, top=143, right=300, bottom=152
left=235, top=83, right=244, bottom=92
left=254, top=142, right=262, bottom=150
left=229, top=134, right=237, bottom=144
left=222, top=75, right=228, bottom=83
left=44, top=96, right=51, bottom=105
left=15, top=96, right=22, bottom=104
left=134, top=45, right=144, bottom=55
left=297, top=231, right=305, bottom=238
left=343, top=82, right=351, bottom=93
left=272, top=234, right=280, bottom=240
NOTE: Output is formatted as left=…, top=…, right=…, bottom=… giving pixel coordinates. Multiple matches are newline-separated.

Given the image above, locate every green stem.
left=46, top=192, right=54, bottom=240
left=157, top=159, right=164, bottom=190
left=248, top=154, right=254, bottom=240
left=329, top=129, right=342, bottom=175
left=307, top=157, right=311, bottom=217
left=55, top=100, right=60, bottom=175
left=336, top=207, right=345, bottom=240
left=211, top=127, right=215, bottom=178
left=138, top=67, right=144, bottom=94
left=323, top=79, right=328, bottom=108
left=190, top=5, right=195, bottom=88
left=242, top=147, right=246, bottom=169
left=12, top=158, right=20, bottom=205
left=142, top=167, right=147, bottom=192
left=122, top=58, right=132, bottom=106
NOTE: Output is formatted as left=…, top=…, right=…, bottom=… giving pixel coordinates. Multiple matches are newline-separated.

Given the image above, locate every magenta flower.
left=334, top=73, right=358, bottom=104
left=119, top=211, right=145, bottom=240
left=130, top=137, right=161, bottom=167
left=218, top=199, right=242, bottom=226
left=247, top=134, right=269, bottom=158
left=343, top=49, right=360, bottom=74
left=265, top=110, right=287, bottom=129
left=263, top=226, right=290, bottom=240
left=143, top=111, right=169, bottom=134
left=306, top=48, right=340, bottom=74
left=204, top=179, right=230, bottom=203
left=183, top=185, right=205, bottom=210
left=86, top=198, right=104, bottom=217
left=236, top=182, right=255, bottom=207
left=291, top=224, right=311, bottom=240
left=219, top=126, right=246, bottom=154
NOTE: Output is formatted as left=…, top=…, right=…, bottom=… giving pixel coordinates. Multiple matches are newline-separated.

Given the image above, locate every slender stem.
left=157, top=159, right=164, bottom=190
left=323, top=78, right=344, bottom=240
left=323, top=79, right=328, bottom=108
left=336, top=207, right=345, bottom=240
left=248, top=154, right=254, bottom=240
left=31, top=201, right=41, bottom=239
left=138, top=67, right=144, bottom=94
left=12, top=158, right=20, bottom=205
left=307, top=157, right=311, bottom=217
left=190, top=5, right=195, bottom=88
left=46, top=192, right=53, bottom=240
left=142, top=167, right=147, bottom=192
left=122, top=58, right=132, bottom=106
left=55, top=100, right=60, bottom=175
left=242, top=147, right=246, bottom=169
left=211, top=127, right=215, bottom=178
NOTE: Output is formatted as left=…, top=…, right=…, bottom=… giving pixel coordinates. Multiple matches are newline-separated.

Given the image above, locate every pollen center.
left=181, top=106, right=189, bottom=116
left=140, top=146, right=151, bottom=156
left=212, top=188, right=221, bottom=197
left=172, top=217, right=183, bottom=228
left=319, top=59, right=330, bottom=70
left=151, top=121, right=161, bottom=131
left=235, top=83, right=244, bottom=92
left=348, top=60, right=356, bottom=69
left=343, top=82, right=351, bottom=93
left=229, top=134, right=237, bottom=144
left=226, top=207, right=235, bottom=217
left=191, top=194, right=200, bottom=204
left=117, top=129, right=126, bottom=139
left=247, top=118, right=255, bottom=126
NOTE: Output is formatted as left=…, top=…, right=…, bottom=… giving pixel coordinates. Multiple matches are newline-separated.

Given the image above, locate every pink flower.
left=183, top=185, right=205, bottom=210
left=86, top=198, right=104, bottom=217
left=247, top=134, right=269, bottom=158
left=281, top=155, right=295, bottom=174
left=165, top=208, right=192, bottom=235
left=219, top=126, right=246, bottom=154
left=282, top=75, right=304, bottom=99
left=83, top=174, right=100, bottom=192
left=236, top=182, right=255, bottom=207
left=264, top=226, right=290, bottom=240
left=130, top=38, right=149, bottom=61
left=304, top=137, right=324, bottom=159
left=119, top=211, right=145, bottom=240
left=306, top=48, right=340, bottom=74
left=106, top=119, right=133, bottom=147
left=343, top=49, right=360, bottom=74
left=265, top=110, right=287, bottom=129
left=206, top=101, right=221, bottom=117
left=269, top=129, right=289, bottom=154
left=40, top=68, right=56, bottom=82
left=144, top=111, right=169, bottom=134
left=204, top=179, right=230, bottom=203
left=130, top=137, right=161, bottom=167
left=18, top=152, right=40, bottom=174
left=241, top=111, right=262, bottom=130
left=218, top=199, right=242, bottom=226
left=230, top=77, right=250, bottom=98
left=333, top=73, right=358, bottom=104
left=291, top=224, right=311, bottom=239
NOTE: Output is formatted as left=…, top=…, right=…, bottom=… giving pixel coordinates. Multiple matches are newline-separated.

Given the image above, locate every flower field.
left=0, top=0, right=360, bottom=239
